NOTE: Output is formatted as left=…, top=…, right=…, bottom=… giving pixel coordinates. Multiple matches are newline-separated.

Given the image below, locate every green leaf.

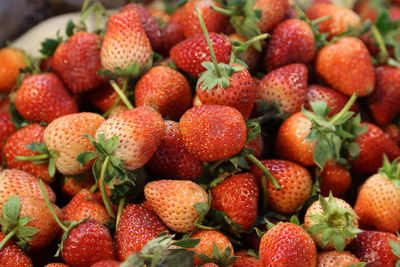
left=39, top=31, right=63, bottom=57
left=17, top=225, right=38, bottom=240
left=332, top=231, right=346, bottom=251
left=65, top=19, right=76, bottom=37
left=76, top=151, right=99, bottom=166
left=17, top=216, right=34, bottom=227
left=193, top=202, right=210, bottom=217
left=48, top=159, right=56, bottom=178
left=9, top=102, right=29, bottom=129
left=171, top=238, right=200, bottom=249
left=290, top=215, right=300, bottom=226
left=389, top=239, right=400, bottom=258
left=321, top=228, right=335, bottom=247
left=307, top=223, right=328, bottom=234
left=313, top=139, right=331, bottom=169
left=3, top=195, right=20, bottom=226
left=348, top=142, right=360, bottom=159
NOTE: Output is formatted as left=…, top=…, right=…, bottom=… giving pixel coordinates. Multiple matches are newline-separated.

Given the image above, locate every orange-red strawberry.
left=114, top=204, right=168, bottom=261
left=211, top=173, right=259, bottom=231
left=52, top=32, right=105, bottom=94
left=146, top=120, right=204, bottom=180
left=259, top=222, right=317, bottom=267
left=0, top=47, right=26, bottom=93
left=61, top=173, right=95, bottom=199
left=144, top=180, right=208, bottom=233
left=3, top=124, right=52, bottom=183
left=250, top=159, right=312, bottom=215
left=254, top=0, right=289, bottom=33
left=319, top=160, right=351, bottom=197
left=317, top=251, right=360, bottom=266
left=15, top=73, right=78, bottom=124
left=256, top=63, right=308, bottom=115
left=0, top=111, right=16, bottom=161
left=264, top=19, right=316, bottom=71
left=315, top=37, right=375, bottom=97
left=179, top=105, right=247, bottom=162
left=101, top=9, right=152, bottom=73
left=367, top=65, right=400, bottom=126
left=233, top=250, right=262, bottom=267
left=170, top=33, right=231, bottom=78
left=0, top=232, right=33, bottom=267
left=135, top=66, right=192, bottom=120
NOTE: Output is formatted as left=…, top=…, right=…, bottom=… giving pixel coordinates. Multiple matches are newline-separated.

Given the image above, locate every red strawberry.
left=254, top=0, right=289, bottom=33
left=315, top=37, right=375, bottom=97
left=179, top=105, right=247, bottom=162
left=61, top=173, right=95, bottom=199
left=52, top=32, right=105, bottom=94
left=367, top=65, right=400, bottom=126
left=319, top=160, right=351, bottom=197
left=259, top=222, right=317, bottom=267
left=264, top=19, right=316, bottom=71
left=0, top=111, right=16, bottom=160
left=146, top=120, right=204, bottom=180
left=0, top=232, right=33, bottom=267
left=170, top=33, right=231, bottom=78
left=0, top=47, right=26, bottom=93
left=245, top=130, right=263, bottom=159
left=160, top=22, right=185, bottom=56
left=233, top=250, right=262, bottom=267
left=44, top=264, right=69, bottom=267
left=88, top=79, right=128, bottom=113
left=250, top=159, right=312, bottom=215
left=317, top=251, right=360, bottom=266
left=256, top=63, right=308, bottom=115
left=211, top=173, right=259, bottom=231
left=114, top=204, right=168, bottom=261
left=134, top=66, right=192, bottom=120
left=385, top=124, right=400, bottom=145
left=91, top=260, right=121, bottom=267
left=15, top=73, right=78, bottom=123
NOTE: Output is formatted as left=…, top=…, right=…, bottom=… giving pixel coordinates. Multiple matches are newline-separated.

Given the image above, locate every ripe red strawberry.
left=114, top=204, right=168, bottom=261
left=254, top=0, right=289, bottom=33
left=0, top=111, right=16, bottom=161
left=15, top=73, right=78, bottom=123
left=101, top=9, right=152, bottom=73
left=95, top=106, right=165, bottom=170
left=264, top=19, right=316, bottom=71
left=319, top=160, right=351, bottom=197
left=246, top=130, right=263, bottom=159
left=348, top=230, right=399, bottom=266
left=305, top=85, right=359, bottom=117
left=144, top=180, right=208, bottom=233
left=135, top=66, right=192, bottom=120
left=250, top=159, right=312, bottom=215
left=315, top=37, right=375, bottom=97
left=170, top=33, right=231, bottom=78
left=146, top=120, right=204, bottom=180
left=350, top=123, right=400, bottom=174
left=3, top=124, right=52, bottom=183
left=0, top=232, right=33, bottom=267
left=233, top=250, right=262, bottom=267
left=385, top=124, right=400, bottom=145
left=317, top=251, right=360, bottom=266
left=121, top=3, right=162, bottom=52
left=90, top=260, right=121, bottom=267
left=52, top=32, right=105, bottom=94
left=179, top=0, right=228, bottom=39
left=256, top=63, right=308, bottom=115
left=259, top=222, right=317, bottom=267
left=61, top=173, right=95, bottom=198
left=160, top=21, right=185, bottom=57
left=306, top=3, right=360, bottom=39
left=179, top=105, right=247, bottom=162
left=367, top=65, right=400, bottom=126
left=211, top=173, right=259, bottom=232
left=0, top=47, right=26, bottom=93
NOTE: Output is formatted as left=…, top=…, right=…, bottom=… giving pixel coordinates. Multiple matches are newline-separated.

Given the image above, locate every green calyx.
left=307, top=193, right=362, bottom=251
left=197, top=242, right=238, bottom=267
left=389, top=238, right=400, bottom=267
left=378, top=155, right=400, bottom=189
left=302, top=93, right=367, bottom=169
left=0, top=196, right=38, bottom=251
left=15, top=142, right=58, bottom=177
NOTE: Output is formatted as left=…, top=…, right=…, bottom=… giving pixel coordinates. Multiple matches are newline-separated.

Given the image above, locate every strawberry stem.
left=15, top=154, right=49, bottom=161
left=99, top=156, right=116, bottom=219
left=116, top=197, right=125, bottom=228
left=0, top=227, right=18, bottom=251
left=371, top=24, right=390, bottom=63
left=329, top=93, right=357, bottom=125
left=110, top=79, right=133, bottom=110
left=209, top=159, right=226, bottom=175
left=195, top=6, right=222, bottom=78
left=260, top=175, right=268, bottom=214
left=81, top=0, right=91, bottom=16
left=39, top=179, right=68, bottom=232
left=210, top=5, right=233, bottom=16
left=103, top=78, right=128, bottom=117
left=89, top=183, right=98, bottom=193
left=247, top=154, right=281, bottom=190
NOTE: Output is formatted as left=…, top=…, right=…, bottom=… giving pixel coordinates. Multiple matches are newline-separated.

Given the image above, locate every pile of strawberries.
left=1, top=0, right=400, bottom=266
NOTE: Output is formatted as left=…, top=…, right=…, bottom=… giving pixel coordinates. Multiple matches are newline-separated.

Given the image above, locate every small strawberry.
left=0, top=232, right=33, bottom=267
left=385, top=123, right=400, bottom=145
left=90, top=260, right=121, bottom=267
left=144, top=180, right=208, bottom=233
left=15, top=73, right=78, bottom=124
left=319, top=160, right=352, bottom=197
left=259, top=222, right=317, bottom=267
left=0, top=47, right=26, bottom=93
left=61, top=173, right=95, bottom=198
left=317, top=251, right=360, bottom=266
left=114, top=204, right=168, bottom=261
left=233, top=250, right=262, bottom=267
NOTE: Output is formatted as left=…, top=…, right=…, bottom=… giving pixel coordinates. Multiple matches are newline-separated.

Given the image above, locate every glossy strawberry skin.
left=0, top=232, right=33, bottom=267
left=170, top=33, right=231, bottom=78
left=114, top=204, right=168, bottom=261
left=319, top=160, right=351, bottom=197
left=234, top=250, right=262, bottom=267
left=0, top=111, right=16, bottom=162
left=254, top=0, right=289, bottom=33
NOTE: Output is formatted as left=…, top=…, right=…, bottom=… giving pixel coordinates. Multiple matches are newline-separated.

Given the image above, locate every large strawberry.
left=0, top=47, right=26, bottom=93
left=52, top=31, right=105, bottom=94
left=0, top=232, right=33, bottom=267
left=15, top=73, right=78, bottom=124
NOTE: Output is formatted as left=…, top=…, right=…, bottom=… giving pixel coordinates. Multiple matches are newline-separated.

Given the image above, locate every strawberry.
left=100, top=9, right=152, bottom=74
left=0, top=111, right=16, bottom=161
left=385, top=123, right=400, bottom=145
left=264, top=19, right=316, bottom=71
left=44, top=264, right=70, bottom=267
left=319, top=160, right=351, bottom=197
left=228, top=34, right=261, bottom=73
left=304, top=194, right=360, bottom=251
left=245, top=130, right=263, bottom=159
left=52, top=32, right=105, bottom=94
left=179, top=105, right=247, bottom=162
left=15, top=73, right=78, bottom=124
left=348, top=230, right=399, bottom=266
left=254, top=0, right=289, bottom=33
left=61, top=173, right=95, bottom=198
left=0, top=232, right=33, bottom=267
left=259, top=222, right=317, bottom=267
left=144, top=180, right=208, bottom=233
left=256, top=63, right=308, bottom=115
left=114, top=204, right=168, bottom=261
left=250, top=159, right=312, bottom=215
left=146, top=120, right=204, bottom=180
left=367, top=65, right=400, bottom=126
left=354, top=156, right=400, bottom=233
left=90, top=260, right=121, bottom=267
left=134, top=66, right=192, bottom=120
left=306, top=3, right=361, bottom=39
left=62, top=189, right=110, bottom=225
left=211, top=173, right=259, bottom=231
left=3, top=124, right=52, bottom=183
left=317, top=251, right=360, bottom=266
left=314, top=37, right=375, bottom=97
left=233, top=250, right=262, bottom=267
left=88, top=79, right=128, bottom=114
left=121, top=3, right=162, bottom=53
left=170, top=33, right=231, bottom=78
left=160, top=21, right=185, bottom=56
left=0, top=47, right=26, bottom=93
